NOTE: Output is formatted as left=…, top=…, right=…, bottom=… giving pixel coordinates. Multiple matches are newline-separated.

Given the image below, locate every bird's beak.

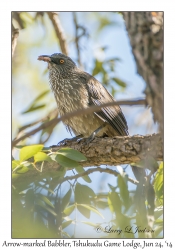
left=37, top=55, right=51, bottom=62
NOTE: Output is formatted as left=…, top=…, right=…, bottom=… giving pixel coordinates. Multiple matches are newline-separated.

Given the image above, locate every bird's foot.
left=84, top=133, right=96, bottom=145
left=83, top=123, right=107, bottom=145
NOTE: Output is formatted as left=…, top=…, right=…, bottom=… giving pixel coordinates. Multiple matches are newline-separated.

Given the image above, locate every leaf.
left=108, top=191, right=121, bottom=214
left=79, top=185, right=96, bottom=197
left=34, top=152, right=52, bottom=163
left=92, top=59, right=103, bottom=76
left=12, top=160, right=20, bottom=170
left=75, top=167, right=91, bottom=183
left=19, top=144, right=43, bottom=162
left=32, top=90, right=50, bottom=102
left=37, top=194, right=54, bottom=208
left=22, top=90, right=50, bottom=114
left=22, top=104, right=46, bottom=114
left=57, top=148, right=87, bottom=161
left=16, top=166, right=29, bottom=174
left=112, top=77, right=127, bottom=88
left=61, top=188, right=72, bottom=212
left=25, top=189, right=35, bottom=211
left=118, top=175, right=130, bottom=209
left=54, top=154, right=80, bottom=168
left=74, top=183, right=91, bottom=205
left=154, top=162, right=163, bottom=200
left=62, top=220, right=73, bottom=229
left=77, top=204, right=90, bottom=219
left=78, top=204, right=104, bottom=218
left=63, top=204, right=75, bottom=216
left=35, top=200, right=57, bottom=216
left=14, top=145, right=25, bottom=149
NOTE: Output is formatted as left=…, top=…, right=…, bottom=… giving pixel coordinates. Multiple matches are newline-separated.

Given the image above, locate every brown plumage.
left=38, top=53, right=128, bottom=138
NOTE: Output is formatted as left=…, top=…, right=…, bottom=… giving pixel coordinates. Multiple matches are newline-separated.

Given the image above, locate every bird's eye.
left=60, top=59, right=64, bottom=64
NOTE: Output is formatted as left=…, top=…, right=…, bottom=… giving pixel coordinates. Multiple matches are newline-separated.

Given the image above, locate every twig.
left=47, top=12, right=68, bottom=55
left=73, top=12, right=83, bottom=68
left=12, top=29, right=19, bottom=57
left=58, top=167, right=139, bottom=185
left=12, top=99, right=146, bottom=147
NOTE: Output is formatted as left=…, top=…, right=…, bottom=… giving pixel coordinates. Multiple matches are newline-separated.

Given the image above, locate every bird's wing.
left=83, top=75, right=129, bottom=136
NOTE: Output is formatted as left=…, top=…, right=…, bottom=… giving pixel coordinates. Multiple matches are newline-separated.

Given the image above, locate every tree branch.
left=47, top=12, right=68, bottom=55
left=12, top=99, right=146, bottom=147
left=12, top=133, right=163, bottom=184
left=57, top=167, right=139, bottom=185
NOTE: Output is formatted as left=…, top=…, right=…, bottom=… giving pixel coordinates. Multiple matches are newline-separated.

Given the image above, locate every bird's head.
left=38, top=53, right=76, bottom=73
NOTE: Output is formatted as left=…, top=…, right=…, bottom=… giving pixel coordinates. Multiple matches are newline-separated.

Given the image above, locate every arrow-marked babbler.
left=38, top=53, right=129, bottom=138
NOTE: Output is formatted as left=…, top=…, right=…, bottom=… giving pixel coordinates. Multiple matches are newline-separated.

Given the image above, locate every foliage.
left=12, top=145, right=163, bottom=238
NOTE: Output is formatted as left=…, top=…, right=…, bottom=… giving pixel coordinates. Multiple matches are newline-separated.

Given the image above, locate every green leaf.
left=16, top=166, right=29, bottom=174
left=64, top=204, right=75, bottom=216
left=54, top=154, right=80, bottom=168
left=75, top=167, right=91, bottom=183
left=92, top=59, right=103, bottom=76
left=14, top=145, right=25, bottom=149
left=12, top=160, right=20, bottom=170
left=154, top=162, right=163, bottom=200
left=22, top=90, right=50, bottom=114
left=78, top=204, right=104, bottom=218
left=25, top=189, right=35, bottom=211
left=35, top=200, right=57, bottom=216
left=34, top=152, right=52, bottom=163
left=74, top=183, right=91, bottom=205
left=32, top=90, right=50, bottom=102
left=22, top=104, right=46, bottom=114
left=108, top=191, right=121, bottom=214
left=79, top=184, right=96, bottom=197
left=19, top=144, right=43, bottom=162
left=62, top=220, right=73, bottom=229
left=77, top=204, right=90, bottom=219
left=118, top=175, right=130, bottom=209
left=57, top=148, right=87, bottom=161
left=61, top=188, right=72, bottom=211
left=37, top=194, right=54, bottom=208
left=112, top=77, right=127, bottom=88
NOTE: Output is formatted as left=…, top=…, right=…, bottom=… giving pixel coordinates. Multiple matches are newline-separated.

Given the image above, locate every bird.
left=38, top=53, right=129, bottom=142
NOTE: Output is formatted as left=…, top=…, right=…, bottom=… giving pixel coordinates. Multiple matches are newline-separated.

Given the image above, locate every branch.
left=47, top=12, right=68, bottom=55
left=12, top=134, right=163, bottom=184
left=73, top=12, right=83, bottom=68
left=12, top=99, right=146, bottom=147
left=57, top=167, right=139, bottom=185
left=12, top=28, right=19, bottom=57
